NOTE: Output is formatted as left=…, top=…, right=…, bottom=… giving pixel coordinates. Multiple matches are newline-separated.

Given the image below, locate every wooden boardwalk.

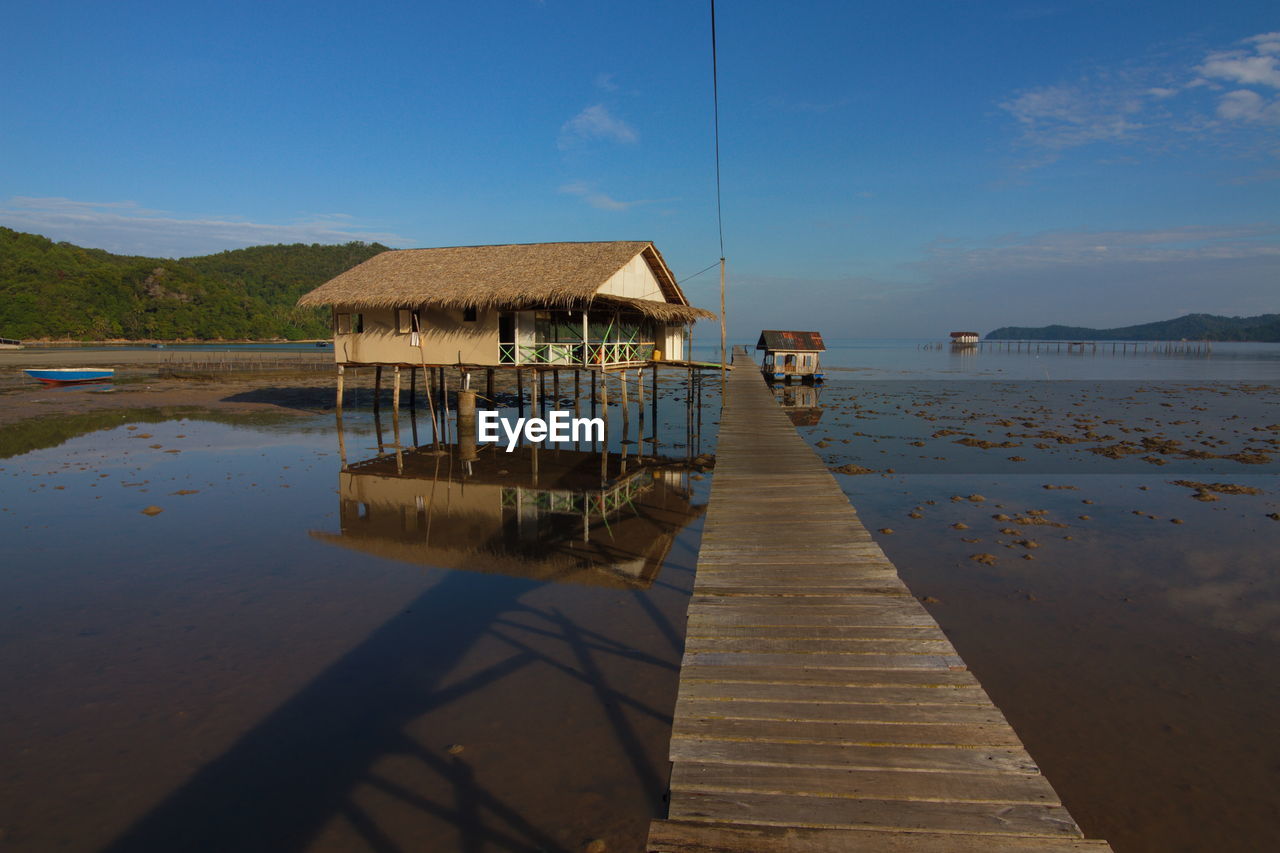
left=647, top=349, right=1111, bottom=852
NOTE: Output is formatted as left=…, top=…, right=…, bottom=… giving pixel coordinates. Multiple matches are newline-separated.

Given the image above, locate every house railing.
left=499, top=340, right=656, bottom=366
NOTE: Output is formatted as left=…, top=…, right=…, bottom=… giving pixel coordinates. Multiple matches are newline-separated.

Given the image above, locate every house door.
left=498, top=313, right=515, bottom=363
left=784, top=354, right=796, bottom=373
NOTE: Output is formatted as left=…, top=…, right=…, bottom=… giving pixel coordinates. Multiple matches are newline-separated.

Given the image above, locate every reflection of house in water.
left=311, top=446, right=705, bottom=590
left=773, top=383, right=825, bottom=427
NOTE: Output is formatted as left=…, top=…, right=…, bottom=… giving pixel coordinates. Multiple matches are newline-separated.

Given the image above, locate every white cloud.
left=1000, top=31, right=1280, bottom=164
left=918, top=225, right=1280, bottom=274
left=558, top=181, right=668, bottom=212
left=1216, top=89, right=1280, bottom=123
left=0, top=196, right=406, bottom=257
left=557, top=104, right=638, bottom=150
left=1197, top=36, right=1280, bottom=88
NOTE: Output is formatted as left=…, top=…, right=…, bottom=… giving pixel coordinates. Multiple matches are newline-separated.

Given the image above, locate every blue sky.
left=1, top=0, right=1277, bottom=337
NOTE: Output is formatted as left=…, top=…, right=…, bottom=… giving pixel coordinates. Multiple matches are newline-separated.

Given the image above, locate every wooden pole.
left=517, top=369, right=525, bottom=417
left=486, top=368, right=495, bottom=404
left=590, top=370, right=597, bottom=418
left=719, top=256, right=727, bottom=380
left=392, top=366, right=402, bottom=472
left=335, top=365, right=345, bottom=415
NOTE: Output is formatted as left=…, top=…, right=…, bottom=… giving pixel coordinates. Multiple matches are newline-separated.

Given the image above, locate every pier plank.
left=647, top=350, right=1110, bottom=851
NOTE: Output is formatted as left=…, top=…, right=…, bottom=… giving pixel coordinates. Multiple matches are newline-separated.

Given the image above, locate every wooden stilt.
left=486, top=368, right=495, bottom=405
left=335, top=365, right=345, bottom=415
left=517, top=369, right=525, bottom=417
left=590, top=370, right=598, bottom=418
left=392, top=366, right=402, bottom=471
left=553, top=369, right=560, bottom=406
left=374, top=365, right=383, bottom=410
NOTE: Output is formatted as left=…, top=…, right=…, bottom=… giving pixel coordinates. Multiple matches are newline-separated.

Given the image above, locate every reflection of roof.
left=297, top=241, right=714, bottom=322
left=756, top=330, right=825, bottom=352
left=311, top=445, right=706, bottom=590
left=786, top=409, right=824, bottom=427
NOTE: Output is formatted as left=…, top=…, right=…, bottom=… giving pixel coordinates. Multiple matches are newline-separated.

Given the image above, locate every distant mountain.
left=0, top=227, right=389, bottom=340
left=985, top=313, right=1280, bottom=343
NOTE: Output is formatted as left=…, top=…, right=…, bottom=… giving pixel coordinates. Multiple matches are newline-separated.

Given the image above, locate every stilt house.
left=297, top=241, right=713, bottom=370
left=757, top=330, right=826, bottom=383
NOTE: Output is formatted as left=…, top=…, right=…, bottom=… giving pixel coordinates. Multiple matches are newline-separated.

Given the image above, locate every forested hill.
left=985, top=313, right=1280, bottom=343
left=0, top=228, right=389, bottom=340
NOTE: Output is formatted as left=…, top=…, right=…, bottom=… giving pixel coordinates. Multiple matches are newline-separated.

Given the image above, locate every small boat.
left=24, top=368, right=115, bottom=386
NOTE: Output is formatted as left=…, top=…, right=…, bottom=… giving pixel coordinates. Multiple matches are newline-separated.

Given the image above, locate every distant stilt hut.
left=950, top=331, right=980, bottom=345
left=756, top=330, right=826, bottom=384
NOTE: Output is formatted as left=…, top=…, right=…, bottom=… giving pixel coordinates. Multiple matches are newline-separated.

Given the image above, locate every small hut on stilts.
left=297, top=241, right=716, bottom=421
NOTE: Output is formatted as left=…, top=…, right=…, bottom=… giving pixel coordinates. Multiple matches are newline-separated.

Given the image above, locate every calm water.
left=0, top=377, right=718, bottom=852
left=781, top=373, right=1279, bottom=851
left=696, top=337, right=1280, bottom=380
left=4, top=339, right=1279, bottom=851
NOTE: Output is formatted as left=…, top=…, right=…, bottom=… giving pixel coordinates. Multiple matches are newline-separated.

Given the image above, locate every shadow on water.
left=101, top=434, right=708, bottom=853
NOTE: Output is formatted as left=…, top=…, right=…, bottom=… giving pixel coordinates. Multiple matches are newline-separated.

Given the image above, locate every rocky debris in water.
left=1171, top=518, right=1185, bottom=524
left=955, top=438, right=1022, bottom=449
left=970, top=553, right=998, bottom=565
left=170, top=490, right=199, bottom=496
left=920, top=595, right=941, bottom=603
left=1009, top=456, right=1027, bottom=462
left=1079, top=514, right=1091, bottom=520
left=878, top=528, right=894, bottom=535
left=1042, top=484, right=1078, bottom=490
left=815, top=440, right=830, bottom=448
left=992, top=513, right=1012, bottom=521
left=140, top=505, right=163, bottom=516
left=1170, top=480, right=1263, bottom=496
left=966, top=494, right=986, bottom=502
left=960, top=536, right=981, bottom=543
left=584, top=840, right=608, bottom=853
left=1021, top=553, right=1035, bottom=560
left=447, top=744, right=465, bottom=755
left=1000, top=527, right=1021, bottom=535
left=908, top=511, right=923, bottom=519
left=1015, top=539, right=1041, bottom=549
left=1267, top=513, right=1279, bottom=521
left=951, top=522, right=970, bottom=530
left=832, top=463, right=874, bottom=475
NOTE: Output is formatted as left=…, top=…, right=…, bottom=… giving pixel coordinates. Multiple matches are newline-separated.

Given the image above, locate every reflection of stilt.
left=530, top=371, right=539, bottom=484
left=651, top=366, right=659, bottom=455
left=335, top=409, right=347, bottom=467
left=600, top=376, right=609, bottom=486
left=637, top=368, right=645, bottom=462
left=590, top=370, right=598, bottom=419
left=517, top=369, right=525, bottom=418
left=373, top=371, right=385, bottom=454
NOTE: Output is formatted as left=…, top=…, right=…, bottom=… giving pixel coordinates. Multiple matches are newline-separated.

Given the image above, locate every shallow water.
left=0, top=378, right=717, bottom=852
left=791, top=377, right=1280, bottom=851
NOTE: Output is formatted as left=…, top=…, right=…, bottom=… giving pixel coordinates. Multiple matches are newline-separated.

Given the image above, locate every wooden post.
left=486, top=368, right=495, bottom=404
left=539, top=371, right=548, bottom=416
left=374, top=365, right=383, bottom=410
left=637, top=367, right=645, bottom=460
left=719, top=256, right=727, bottom=381
left=600, top=375, right=609, bottom=484
left=651, top=365, right=659, bottom=451
left=457, top=389, right=477, bottom=462
left=620, top=369, right=630, bottom=432
left=392, top=366, right=403, bottom=471
left=517, top=369, right=525, bottom=417
left=590, top=370, right=598, bottom=418
left=408, top=367, right=416, bottom=411
left=335, top=365, right=345, bottom=415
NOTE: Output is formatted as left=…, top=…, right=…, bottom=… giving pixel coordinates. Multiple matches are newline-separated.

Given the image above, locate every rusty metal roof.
left=756, top=330, right=826, bottom=352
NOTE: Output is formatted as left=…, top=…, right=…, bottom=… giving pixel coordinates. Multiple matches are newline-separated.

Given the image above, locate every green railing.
left=499, top=341, right=655, bottom=365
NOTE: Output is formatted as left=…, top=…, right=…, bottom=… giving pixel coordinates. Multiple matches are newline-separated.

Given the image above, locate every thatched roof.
left=298, top=240, right=714, bottom=322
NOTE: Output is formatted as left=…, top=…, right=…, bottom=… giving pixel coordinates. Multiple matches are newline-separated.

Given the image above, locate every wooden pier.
left=647, top=348, right=1111, bottom=852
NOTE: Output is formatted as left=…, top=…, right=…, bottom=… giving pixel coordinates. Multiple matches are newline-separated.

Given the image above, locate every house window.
left=336, top=312, right=362, bottom=334
left=463, top=307, right=477, bottom=322
left=397, top=308, right=419, bottom=334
